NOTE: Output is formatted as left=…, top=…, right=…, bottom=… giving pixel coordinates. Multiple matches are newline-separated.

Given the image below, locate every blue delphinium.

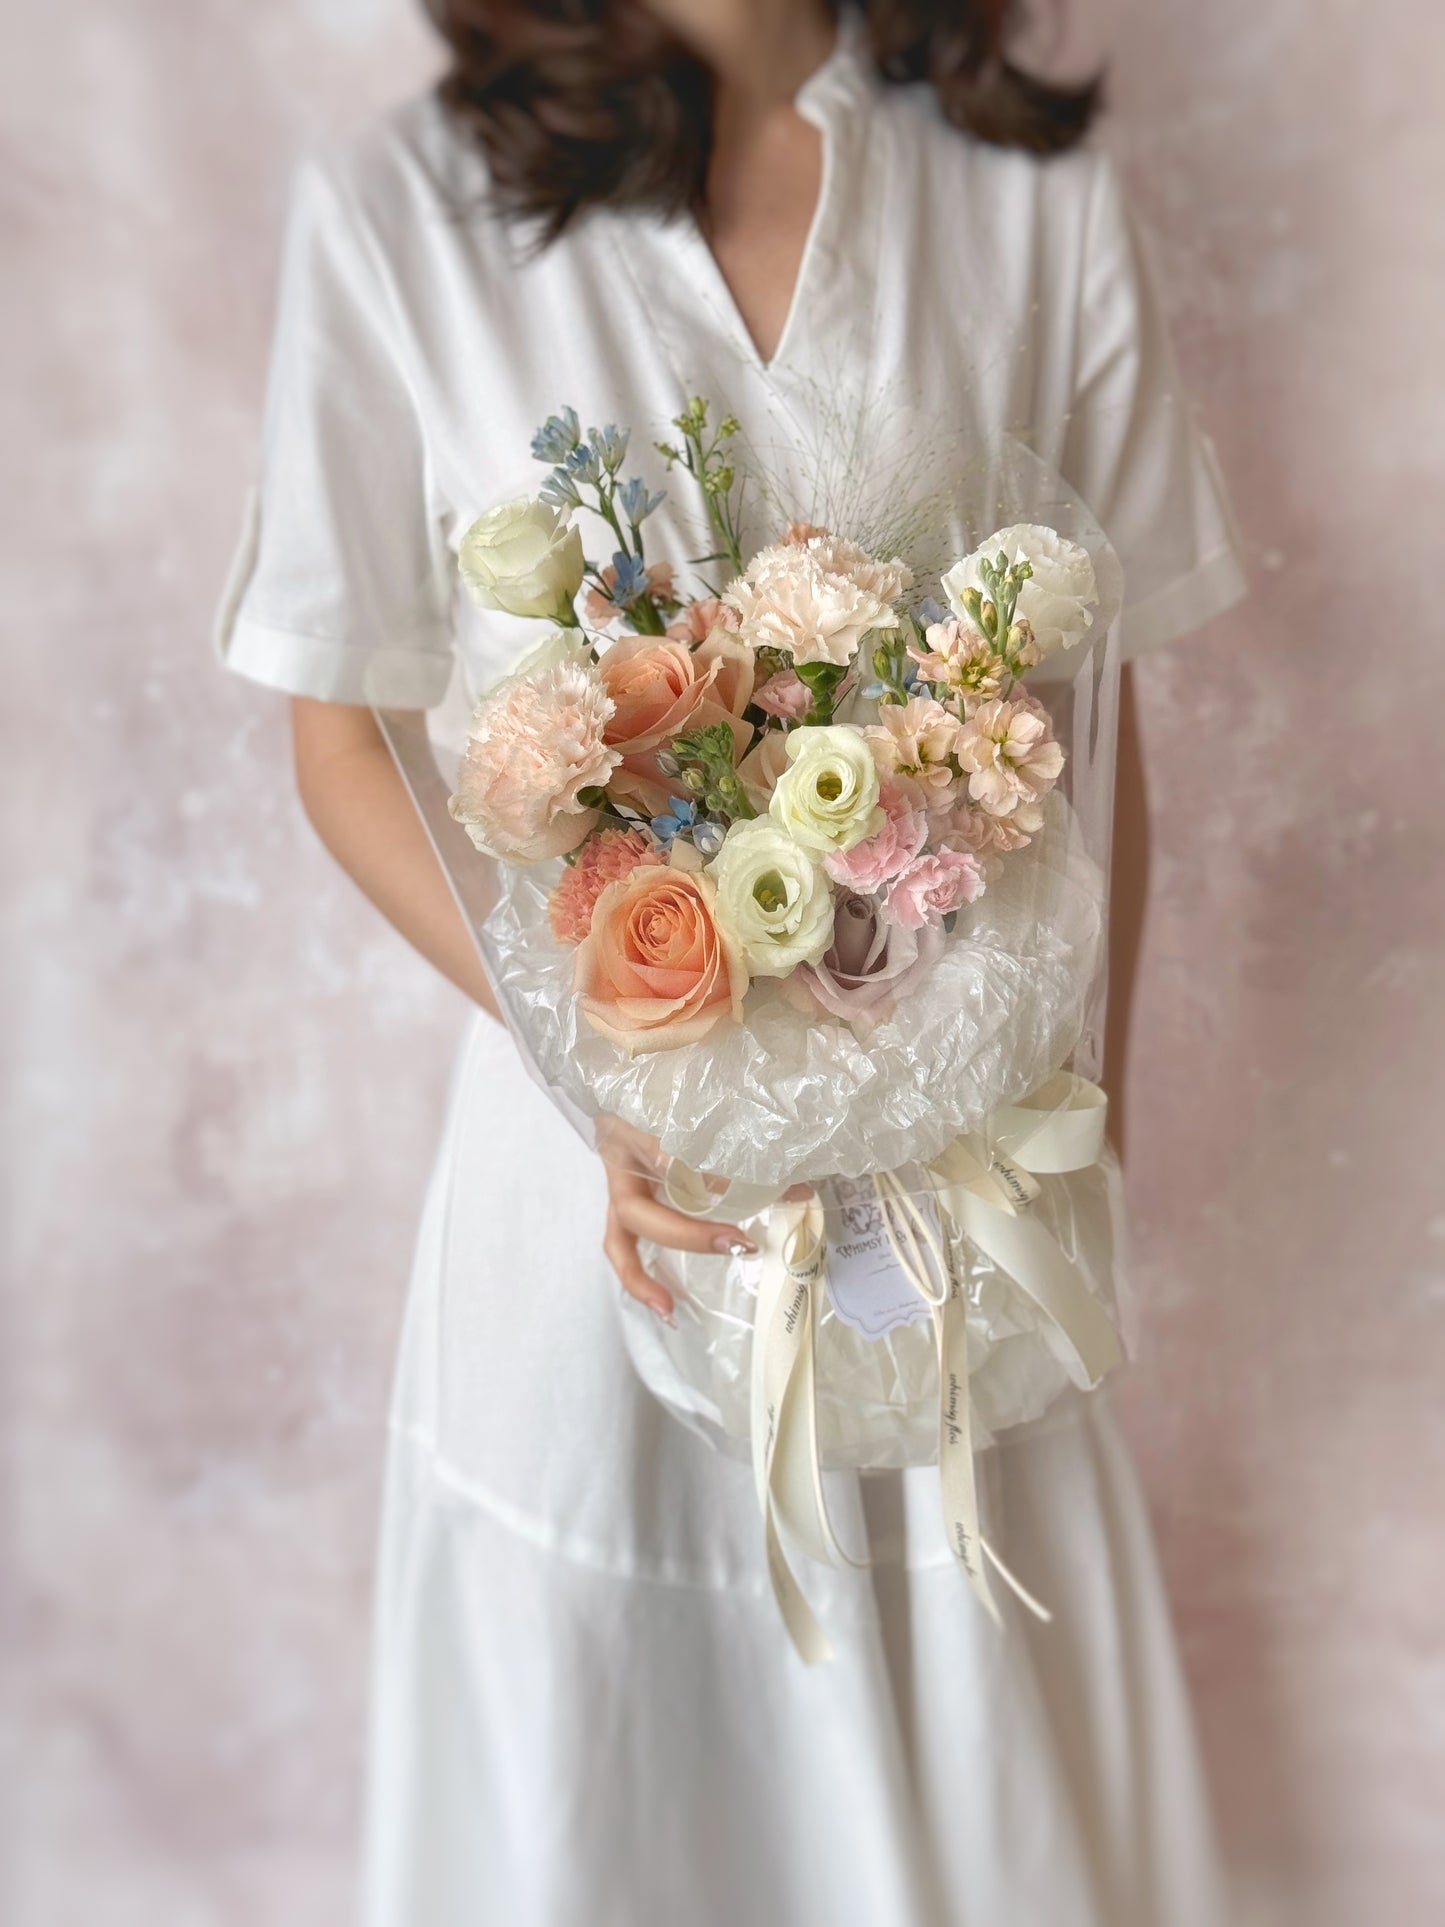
left=539, top=465, right=583, bottom=510
left=530, top=407, right=581, bottom=464
left=617, top=476, right=666, bottom=526
left=563, top=441, right=603, bottom=486
left=588, top=424, right=629, bottom=474
left=918, top=595, right=948, bottom=627
left=606, top=550, right=650, bottom=606
left=649, top=796, right=699, bottom=847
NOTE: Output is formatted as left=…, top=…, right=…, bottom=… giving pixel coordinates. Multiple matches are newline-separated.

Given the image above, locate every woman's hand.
left=597, top=1119, right=757, bottom=1321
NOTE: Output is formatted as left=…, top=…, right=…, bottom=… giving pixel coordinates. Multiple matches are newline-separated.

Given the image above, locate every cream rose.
left=459, top=496, right=586, bottom=621
left=769, top=724, right=884, bottom=854
left=709, top=819, right=834, bottom=977
left=941, top=523, right=1098, bottom=660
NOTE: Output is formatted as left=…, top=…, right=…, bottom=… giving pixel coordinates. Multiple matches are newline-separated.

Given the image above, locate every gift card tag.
left=820, top=1176, right=937, bottom=1342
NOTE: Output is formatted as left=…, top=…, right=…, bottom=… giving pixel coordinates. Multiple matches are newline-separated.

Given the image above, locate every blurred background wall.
left=4, top=1, right=1442, bottom=1922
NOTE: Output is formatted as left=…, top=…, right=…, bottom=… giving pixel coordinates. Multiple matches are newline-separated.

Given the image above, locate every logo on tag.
left=819, top=1176, right=936, bottom=1341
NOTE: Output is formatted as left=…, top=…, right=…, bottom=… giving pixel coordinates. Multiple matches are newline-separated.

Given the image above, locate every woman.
left=217, top=2, right=1246, bottom=1921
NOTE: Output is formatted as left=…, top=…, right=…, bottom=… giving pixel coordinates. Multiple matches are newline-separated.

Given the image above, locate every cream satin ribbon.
left=661, top=1072, right=1122, bottom=1663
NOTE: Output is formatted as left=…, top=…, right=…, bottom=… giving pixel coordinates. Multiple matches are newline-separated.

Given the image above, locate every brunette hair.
left=423, top=2, right=1101, bottom=240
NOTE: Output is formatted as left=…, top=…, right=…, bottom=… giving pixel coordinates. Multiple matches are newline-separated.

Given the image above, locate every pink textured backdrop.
left=4, top=3, right=1442, bottom=1922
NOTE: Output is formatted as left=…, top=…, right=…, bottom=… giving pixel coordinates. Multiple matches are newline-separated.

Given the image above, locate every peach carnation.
left=576, top=865, right=749, bottom=1053
left=449, top=659, right=618, bottom=863
left=725, top=544, right=899, bottom=668
left=548, top=830, right=662, bottom=944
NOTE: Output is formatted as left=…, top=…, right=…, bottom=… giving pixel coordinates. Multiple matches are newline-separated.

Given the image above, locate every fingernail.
left=713, top=1232, right=756, bottom=1257
left=651, top=1303, right=676, bottom=1328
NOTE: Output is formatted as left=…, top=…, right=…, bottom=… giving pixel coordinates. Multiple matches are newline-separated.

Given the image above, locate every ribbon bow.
left=746, top=1072, right=1121, bottom=1661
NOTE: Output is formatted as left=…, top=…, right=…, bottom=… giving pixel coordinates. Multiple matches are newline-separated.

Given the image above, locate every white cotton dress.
left=218, top=35, right=1247, bottom=1927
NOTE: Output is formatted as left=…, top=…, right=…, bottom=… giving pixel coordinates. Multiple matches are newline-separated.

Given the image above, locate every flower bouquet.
left=378, top=400, right=1129, bottom=1656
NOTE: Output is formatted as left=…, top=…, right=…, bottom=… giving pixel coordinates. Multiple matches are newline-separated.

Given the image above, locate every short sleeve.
left=1063, top=155, right=1247, bottom=661
left=213, top=158, right=456, bottom=707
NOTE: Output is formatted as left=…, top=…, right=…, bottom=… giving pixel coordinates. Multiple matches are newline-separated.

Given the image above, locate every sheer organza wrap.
left=373, top=432, right=1129, bottom=1484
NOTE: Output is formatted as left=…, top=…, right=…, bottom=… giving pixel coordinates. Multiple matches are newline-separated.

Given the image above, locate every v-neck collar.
left=616, top=25, right=884, bottom=394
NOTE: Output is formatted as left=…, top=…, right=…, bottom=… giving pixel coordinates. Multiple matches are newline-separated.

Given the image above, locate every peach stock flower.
left=449, top=659, right=618, bottom=863
left=576, top=865, right=749, bottom=1053
left=865, top=696, right=963, bottom=806
left=939, top=801, right=1037, bottom=858
left=548, top=829, right=663, bottom=944
left=908, top=618, right=1014, bottom=703
left=956, top=695, right=1064, bottom=819
left=598, top=630, right=754, bottom=814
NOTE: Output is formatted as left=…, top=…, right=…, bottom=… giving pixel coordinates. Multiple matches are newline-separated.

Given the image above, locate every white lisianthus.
left=942, top=523, right=1098, bottom=659
left=460, top=496, right=586, bottom=621
left=769, top=724, right=884, bottom=854
left=709, top=819, right=834, bottom=976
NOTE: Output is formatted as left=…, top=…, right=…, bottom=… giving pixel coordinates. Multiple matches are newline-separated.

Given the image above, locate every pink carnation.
left=939, top=801, right=1036, bottom=858
left=548, top=829, right=663, bottom=944
left=825, top=777, right=928, bottom=892
left=884, top=849, right=987, bottom=931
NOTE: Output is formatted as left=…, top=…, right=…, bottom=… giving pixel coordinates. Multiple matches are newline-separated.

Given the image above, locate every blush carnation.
left=824, top=777, right=928, bottom=892
left=548, top=829, right=663, bottom=944
left=449, top=659, right=619, bottom=863
left=884, top=849, right=987, bottom=931
left=726, top=544, right=900, bottom=668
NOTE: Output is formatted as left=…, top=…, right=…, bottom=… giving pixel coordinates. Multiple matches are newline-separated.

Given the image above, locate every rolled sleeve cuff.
left=219, top=612, right=457, bottom=708
left=1118, top=542, right=1248, bottom=662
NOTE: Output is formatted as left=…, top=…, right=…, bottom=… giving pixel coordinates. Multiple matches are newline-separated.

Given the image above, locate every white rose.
left=480, top=626, right=589, bottom=699
left=709, top=819, right=834, bottom=977
left=769, top=725, right=884, bottom=854
left=459, top=496, right=586, bottom=621
left=942, top=523, right=1098, bottom=659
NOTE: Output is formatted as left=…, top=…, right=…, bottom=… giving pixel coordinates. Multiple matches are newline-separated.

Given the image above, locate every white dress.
left=218, top=38, right=1246, bottom=1927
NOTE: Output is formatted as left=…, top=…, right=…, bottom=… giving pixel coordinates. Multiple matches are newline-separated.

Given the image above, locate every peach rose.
left=576, top=865, right=749, bottom=1053
left=598, top=630, right=754, bottom=814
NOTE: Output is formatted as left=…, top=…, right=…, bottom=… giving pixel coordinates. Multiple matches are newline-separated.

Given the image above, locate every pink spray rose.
left=585, top=560, right=675, bottom=626
left=884, top=849, right=987, bottom=931
left=824, top=776, right=928, bottom=892
left=548, top=829, right=663, bottom=944
left=665, top=595, right=741, bottom=644
left=753, top=668, right=814, bottom=719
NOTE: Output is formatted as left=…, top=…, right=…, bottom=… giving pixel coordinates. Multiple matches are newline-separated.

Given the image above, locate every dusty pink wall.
left=5, top=2, right=1441, bottom=1922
